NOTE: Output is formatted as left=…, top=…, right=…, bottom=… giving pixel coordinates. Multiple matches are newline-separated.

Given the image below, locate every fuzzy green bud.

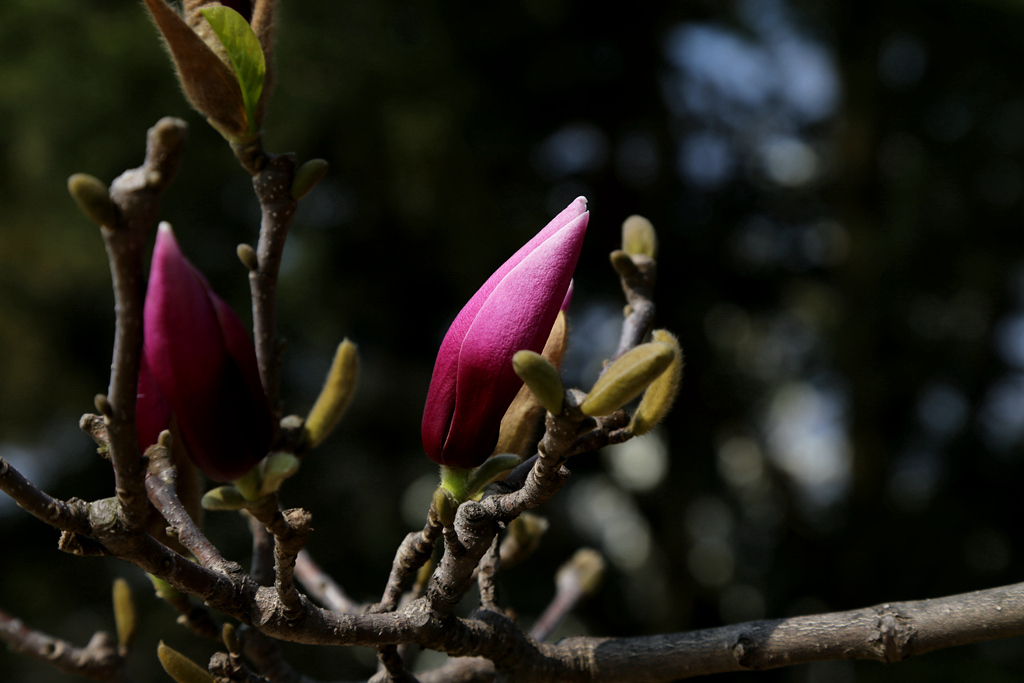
left=157, top=641, right=215, bottom=683
left=68, top=174, right=118, bottom=228
left=291, top=158, right=329, bottom=200
left=112, top=578, right=136, bottom=653
left=609, top=249, right=638, bottom=277
left=629, top=330, right=683, bottom=436
left=465, top=453, right=522, bottom=497
left=512, top=350, right=564, bottom=415
left=622, top=215, right=658, bottom=259
left=304, top=339, right=359, bottom=449
left=258, top=452, right=301, bottom=497
left=581, top=341, right=675, bottom=417
left=201, top=485, right=248, bottom=511
left=236, top=243, right=259, bottom=272
left=432, top=486, right=458, bottom=527
left=222, top=623, right=241, bottom=656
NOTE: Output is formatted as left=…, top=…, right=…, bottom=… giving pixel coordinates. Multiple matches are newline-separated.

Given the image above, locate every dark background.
left=1, top=1, right=1022, bottom=681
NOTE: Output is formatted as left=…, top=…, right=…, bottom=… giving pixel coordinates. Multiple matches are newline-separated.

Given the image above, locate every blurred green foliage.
left=1, top=1, right=1022, bottom=681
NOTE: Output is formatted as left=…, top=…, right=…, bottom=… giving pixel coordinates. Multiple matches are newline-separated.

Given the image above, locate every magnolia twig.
left=0, top=608, right=132, bottom=683
left=372, top=645, right=419, bottom=683
left=102, top=117, right=188, bottom=532
left=294, top=551, right=357, bottom=613
left=0, top=457, right=92, bottom=535
left=273, top=509, right=314, bottom=622
left=249, top=153, right=299, bottom=413
left=376, top=510, right=443, bottom=613
left=611, top=254, right=656, bottom=361
left=249, top=515, right=277, bottom=587
left=144, top=441, right=238, bottom=575
left=477, top=536, right=502, bottom=613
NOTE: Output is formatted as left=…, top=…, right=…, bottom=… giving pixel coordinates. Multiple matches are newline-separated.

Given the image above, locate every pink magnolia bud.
left=422, top=197, right=589, bottom=468
left=143, top=223, right=272, bottom=481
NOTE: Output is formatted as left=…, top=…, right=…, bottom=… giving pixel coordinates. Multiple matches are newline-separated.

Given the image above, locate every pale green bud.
left=201, top=485, right=248, bottom=511
left=291, top=158, right=329, bottom=200
left=629, top=329, right=683, bottom=436
left=157, top=641, right=215, bottom=683
left=609, top=249, right=638, bottom=277
left=580, top=341, right=675, bottom=416
left=112, top=578, right=136, bottom=653
left=221, top=623, right=241, bottom=656
left=432, top=486, right=458, bottom=527
left=622, top=215, right=658, bottom=259
left=465, top=453, right=522, bottom=497
left=258, top=452, right=301, bottom=497
left=304, top=339, right=359, bottom=449
left=236, top=243, right=259, bottom=271
left=512, top=350, right=564, bottom=415
left=68, top=174, right=118, bottom=228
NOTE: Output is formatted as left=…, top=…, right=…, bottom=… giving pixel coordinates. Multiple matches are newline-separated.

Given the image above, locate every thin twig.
left=249, top=153, right=299, bottom=414
left=376, top=511, right=443, bottom=613
left=0, top=457, right=92, bottom=535
left=0, top=608, right=133, bottom=683
left=477, top=535, right=502, bottom=613
left=294, top=551, right=357, bottom=613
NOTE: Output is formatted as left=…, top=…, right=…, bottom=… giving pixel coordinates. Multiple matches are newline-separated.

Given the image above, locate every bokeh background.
left=1, top=0, right=1022, bottom=681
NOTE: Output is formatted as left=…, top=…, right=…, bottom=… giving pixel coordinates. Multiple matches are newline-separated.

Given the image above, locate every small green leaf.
left=200, top=6, right=265, bottom=137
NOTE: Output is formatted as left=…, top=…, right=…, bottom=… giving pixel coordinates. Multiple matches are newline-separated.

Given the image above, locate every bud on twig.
left=236, top=243, right=259, bottom=272
left=464, top=453, right=522, bottom=496
left=304, top=339, right=359, bottom=449
left=157, top=641, right=215, bottom=683
left=513, top=350, right=564, bottom=415
left=629, top=330, right=683, bottom=436
left=432, top=486, right=458, bottom=527
left=609, top=249, right=638, bottom=277
left=258, top=452, right=301, bottom=497
left=622, top=215, right=658, bottom=259
left=68, top=174, right=118, bottom=228
left=581, top=341, right=675, bottom=417
left=201, top=485, right=248, bottom=511
left=112, top=578, right=136, bottom=654
left=291, top=158, right=330, bottom=200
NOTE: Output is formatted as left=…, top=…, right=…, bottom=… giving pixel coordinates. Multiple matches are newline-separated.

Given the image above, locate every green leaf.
left=200, top=6, right=265, bottom=137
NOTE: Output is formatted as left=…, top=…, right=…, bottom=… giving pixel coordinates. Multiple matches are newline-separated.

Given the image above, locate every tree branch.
left=0, top=608, right=132, bottom=683
left=103, top=117, right=188, bottom=532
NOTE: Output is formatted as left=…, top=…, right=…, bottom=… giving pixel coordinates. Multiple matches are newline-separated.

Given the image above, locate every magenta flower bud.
left=136, top=354, right=171, bottom=453
left=143, top=223, right=272, bottom=481
left=422, top=197, right=589, bottom=468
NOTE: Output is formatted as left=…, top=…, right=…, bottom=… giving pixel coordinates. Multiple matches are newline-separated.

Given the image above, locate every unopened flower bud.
left=580, top=341, right=675, bottom=417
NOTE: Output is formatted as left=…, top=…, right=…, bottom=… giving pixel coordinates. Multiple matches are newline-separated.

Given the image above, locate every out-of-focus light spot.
left=801, top=220, right=849, bottom=267
left=916, top=382, right=969, bottom=438
left=686, top=495, right=734, bottom=542
left=877, top=33, right=928, bottom=90
left=401, top=473, right=438, bottom=528
left=615, top=131, right=661, bottom=188
left=978, top=372, right=1024, bottom=452
left=760, top=136, right=819, bottom=187
left=688, top=539, right=734, bottom=588
left=771, top=37, right=839, bottom=124
left=678, top=130, right=735, bottom=189
left=887, top=445, right=943, bottom=513
left=719, top=583, right=766, bottom=623
left=567, top=476, right=652, bottom=571
left=764, top=382, right=852, bottom=511
left=532, top=122, right=609, bottom=178
left=963, top=528, right=1011, bottom=575
left=665, top=24, right=776, bottom=110
left=717, top=436, right=765, bottom=489
left=602, top=430, right=670, bottom=493
left=295, top=179, right=356, bottom=231
left=561, top=301, right=622, bottom=389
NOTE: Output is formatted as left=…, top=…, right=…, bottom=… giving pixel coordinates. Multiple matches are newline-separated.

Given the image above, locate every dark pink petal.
left=136, top=354, right=170, bottom=452
left=422, top=199, right=589, bottom=467
left=144, top=223, right=270, bottom=481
